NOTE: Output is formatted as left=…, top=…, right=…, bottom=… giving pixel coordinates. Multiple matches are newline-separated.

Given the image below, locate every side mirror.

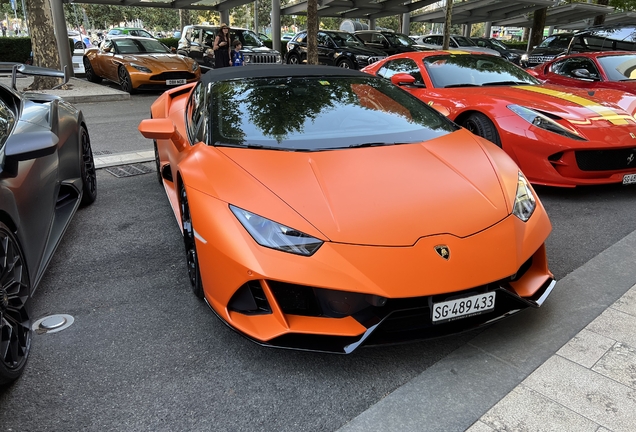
left=572, top=68, right=595, bottom=80
left=2, top=131, right=59, bottom=178
left=390, top=73, right=416, bottom=86
left=138, top=118, right=186, bottom=150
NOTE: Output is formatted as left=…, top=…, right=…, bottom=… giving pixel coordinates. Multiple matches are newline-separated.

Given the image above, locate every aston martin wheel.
left=0, top=222, right=32, bottom=386
left=154, top=142, right=163, bottom=185
left=462, top=113, right=502, bottom=147
left=337, top=58, right=354, bottom=69
left=287, top=54, right=300, bottom=65
left=79, top=125, right=97, bottom=206
left=180, top=183, right=204, bottom=299
left=118, top=66, right=134, bottom=94
left=83, top=58, right=101, bottom=83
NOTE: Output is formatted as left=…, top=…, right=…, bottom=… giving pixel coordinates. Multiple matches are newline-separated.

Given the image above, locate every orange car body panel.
left=362, top=51, right=636, bottom=187
left=140, top=74, right=554, bottom=351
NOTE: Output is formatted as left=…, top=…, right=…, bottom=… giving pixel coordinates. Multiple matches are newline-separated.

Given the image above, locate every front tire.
left=0, top=222, right=32, bottom=386
left=118, top=65, right=134, bottom=94
left=180, top=183, right=204, bottom=299
left=287, top=54, right=300, bottom=65
left=462, top=113, right=502, bottom=147
left=337, top=58, right=354, bottom=69
left=79, top=126, right=97, bottom=206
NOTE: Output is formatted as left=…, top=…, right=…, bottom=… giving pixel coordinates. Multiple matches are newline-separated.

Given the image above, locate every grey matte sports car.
left=0, top=64, right=96, bottom=384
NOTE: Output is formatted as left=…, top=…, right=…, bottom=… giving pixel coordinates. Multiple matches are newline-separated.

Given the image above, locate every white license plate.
left=622, top=173, right=636, bottom=185
left=166, top=79, right=186, bottom=85
left=432, top=292, right=496, bottom=323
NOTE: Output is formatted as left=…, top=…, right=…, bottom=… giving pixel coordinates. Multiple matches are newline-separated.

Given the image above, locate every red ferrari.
left=362, top=51, right=636, bottom=187
left=527, top=51, right=636, bottom=95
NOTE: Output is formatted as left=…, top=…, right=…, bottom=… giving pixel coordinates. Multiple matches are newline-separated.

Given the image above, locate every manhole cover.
left=93, top=150, right=113, bottom=155
left=32, top=314, right=75, bottom=334
left=105, top=163, right=154, bottom=178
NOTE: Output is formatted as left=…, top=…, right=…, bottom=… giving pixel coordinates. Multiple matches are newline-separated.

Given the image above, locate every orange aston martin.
left=83, top=36, right=200, bottom=93
left=138, top=65, right=555, bottom=353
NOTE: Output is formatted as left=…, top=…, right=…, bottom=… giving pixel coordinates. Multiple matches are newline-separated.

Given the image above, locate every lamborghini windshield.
left=423, top=54, right=541, bottom=88
left=210, top=76, right=457, bottom=150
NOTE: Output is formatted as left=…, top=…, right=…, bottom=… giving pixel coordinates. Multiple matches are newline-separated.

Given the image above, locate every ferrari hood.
left=479, top=85, right=636, bottom=125
left=219, top=130, right=510, bottom=246
left=122, top=54, right=192, bottom=69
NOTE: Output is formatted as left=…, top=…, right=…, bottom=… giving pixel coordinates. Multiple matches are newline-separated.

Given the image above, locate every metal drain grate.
left=93, top=150, right=113, bottom=155
left=106, top=163, right=154, bottom=178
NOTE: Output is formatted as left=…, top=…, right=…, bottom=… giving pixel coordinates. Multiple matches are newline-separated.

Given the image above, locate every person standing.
left=231, top=40, right=244, bottom=66
left=213, top=24, right=231, bottom=68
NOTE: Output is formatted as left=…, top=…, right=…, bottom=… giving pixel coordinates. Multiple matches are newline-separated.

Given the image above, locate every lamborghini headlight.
left=513, top=172, right=536, bottom=222
left=230, top=205, right=323, bottom=256
left=130, top=63, right=152, bottom=73
left=508, top=105, right=584, bottom=140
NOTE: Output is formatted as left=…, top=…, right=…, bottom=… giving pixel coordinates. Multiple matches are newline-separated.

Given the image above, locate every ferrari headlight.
left=230, top=205, right=323, bottom=256
left=191, top=61, right=199, bottom=72
left=513, top=172, right=536, bottom=222
left=130, top=63, right=152, bottom=73
left=508, top=105, right=584, bottom=140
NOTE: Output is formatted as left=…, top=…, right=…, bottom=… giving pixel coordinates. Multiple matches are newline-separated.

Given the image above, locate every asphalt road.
left=1, top=95, right=635, bottom=431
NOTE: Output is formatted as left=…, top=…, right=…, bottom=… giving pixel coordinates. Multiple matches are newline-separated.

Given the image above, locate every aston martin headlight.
left=513, top=172, right=536, bottom=222
left=230, top=205, right=323, bottom=256
left=191, top=61, right=199, bottom=72
left=130, top=63, right=152, bottom=73
left=508, top=105, right=584, bottom=140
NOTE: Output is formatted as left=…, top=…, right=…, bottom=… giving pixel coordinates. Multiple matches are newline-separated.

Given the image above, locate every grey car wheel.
left=118, top=66, right=134, bottom=93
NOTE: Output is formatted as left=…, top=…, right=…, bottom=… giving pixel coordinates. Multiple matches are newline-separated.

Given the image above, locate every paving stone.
left=479, top=384, right=600, bottom=432
left=587, top=308, right=636, bottom=348
left=592, top=342, right=636, bottom=390
left=522, top=356, right=636, bottom=432
left=611, top=284, right=636, bottom=317
left=557, top=329, right=615, bottom=369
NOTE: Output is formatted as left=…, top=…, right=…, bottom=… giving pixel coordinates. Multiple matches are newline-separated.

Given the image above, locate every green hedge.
left=0, top=37, right=32, bottom=62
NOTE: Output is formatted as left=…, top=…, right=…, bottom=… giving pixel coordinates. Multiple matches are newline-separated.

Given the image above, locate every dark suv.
left=520, top=33, right=574, bottom=68
left=177, top=25, right=281, bottom=68
left=354, top=30, right=428, bottom=56
left=285, top=30, right=386, bottom=69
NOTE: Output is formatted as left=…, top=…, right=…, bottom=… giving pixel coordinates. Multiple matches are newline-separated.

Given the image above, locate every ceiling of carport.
left=281, top=0, right=440, bottom=20
left=493, top=2, right=615, bottom=28
left=408, top=0, right=557, bottom=24
left=556, top=11, right=636, bottom=31
left=68, top=0, right=255, bottom=12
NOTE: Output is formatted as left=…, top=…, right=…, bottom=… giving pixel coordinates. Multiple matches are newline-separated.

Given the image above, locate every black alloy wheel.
left=287, top=54, right=300, bottom=65
left=154, top=142, right=163, bottom=185
left=462, top=113, right=502, bottom=147
left=83, top=57, right=101, bottom=83
left=180, top=183, right=204, bottom=299
left=338, top=58, right=354, bottom=69
left=118, top=66, right=134, bottom=94
left=79, top=126, right=97, bottom=206
left=0, top=222, right=32, bottom=386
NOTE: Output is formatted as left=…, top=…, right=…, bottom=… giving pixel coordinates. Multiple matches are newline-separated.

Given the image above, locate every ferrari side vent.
left=547, top=152, right=563, bottom=162
left=228, top=281, right=271, bottom=315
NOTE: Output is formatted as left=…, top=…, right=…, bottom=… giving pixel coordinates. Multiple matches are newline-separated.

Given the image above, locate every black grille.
left=575, top=148, right=636, bottom=171
left=246, top=54, right=280, bottom=64
left=528, top=55, right=556, bottom=66
left=150, top=71, right=196, bottom=81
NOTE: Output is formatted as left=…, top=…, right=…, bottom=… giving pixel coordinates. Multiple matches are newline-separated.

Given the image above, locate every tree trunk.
left=306, top=0, right=318, bottom=65
left=442, top=0, right=453, bottom=50
left=529, top=7, right=547, bottom=49
left=26, top=0, right=62, bottom=89
left=179, top=9, right=190, bottom=32
left=593, top=0, right=609, bottom=26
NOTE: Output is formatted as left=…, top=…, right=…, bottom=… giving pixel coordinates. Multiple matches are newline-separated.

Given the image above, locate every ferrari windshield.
left=423, top=54, right=541, bottom=88
left=210, top=76, right=457, bottom=150
left=113, top=38, right=169, bottom=54
left=597, top=54, right=636, bottom=81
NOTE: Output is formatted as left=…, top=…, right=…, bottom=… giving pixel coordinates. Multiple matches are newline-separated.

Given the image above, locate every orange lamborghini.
left=83, top=36, right=200, bottom=93
left=138, top=65, right=555, bottom=353
left=362, top=51, right=636, bottom=187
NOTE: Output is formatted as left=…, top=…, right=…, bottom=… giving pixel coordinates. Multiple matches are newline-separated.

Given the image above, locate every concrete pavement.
left=5, top=75, right=636, bottom=432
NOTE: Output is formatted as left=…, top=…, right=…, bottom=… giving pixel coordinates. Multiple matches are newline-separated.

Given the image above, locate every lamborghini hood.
left=219, top=130, right=511, bottom=246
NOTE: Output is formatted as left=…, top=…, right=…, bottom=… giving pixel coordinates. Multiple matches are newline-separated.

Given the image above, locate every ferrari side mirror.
left=139, top=118, right=186, bottom=150
left=390, top=73, right=416, bottom=86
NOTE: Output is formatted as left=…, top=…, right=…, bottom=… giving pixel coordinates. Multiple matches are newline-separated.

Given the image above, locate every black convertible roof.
left=201, top=65, right=369, bottom=85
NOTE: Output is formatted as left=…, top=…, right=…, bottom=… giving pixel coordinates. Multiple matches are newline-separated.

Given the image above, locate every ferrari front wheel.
left=462, top=113, right=502, bottom=147
left=118, top=66, right=134, bottom=94
left=180, top=183, right=204, bottom=299
left=80, top=125, right=97, bottom=206
left=0, top=222, right=32, bottom=386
